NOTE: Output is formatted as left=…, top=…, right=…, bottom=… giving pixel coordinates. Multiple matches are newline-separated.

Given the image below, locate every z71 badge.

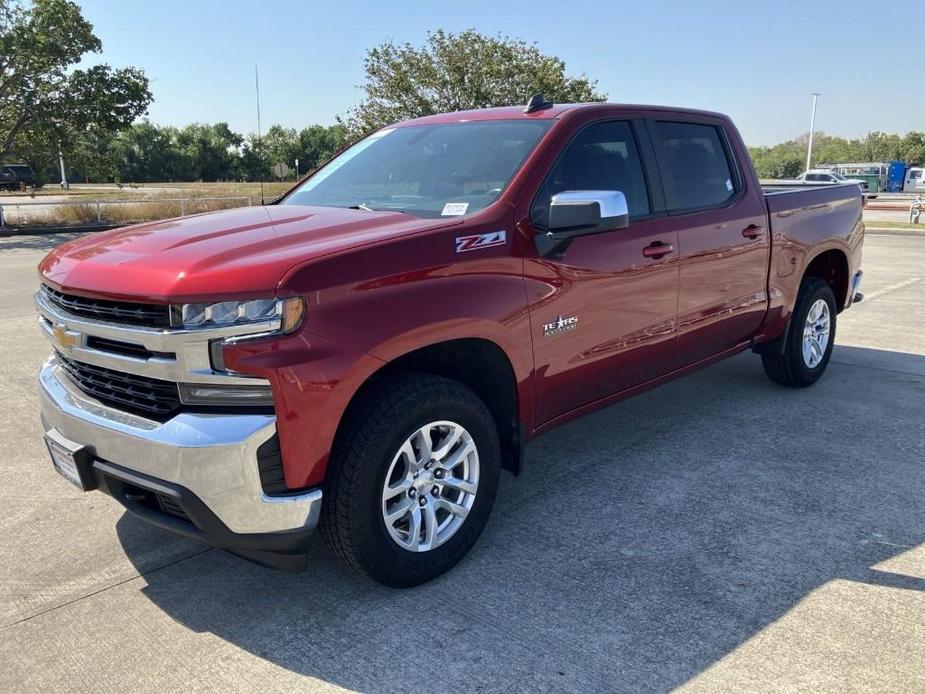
left=455, top=230, right=506, bottom=253
left=543, top=315, right=578, bottom=337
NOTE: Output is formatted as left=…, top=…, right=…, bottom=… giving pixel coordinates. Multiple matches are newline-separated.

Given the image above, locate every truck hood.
left=39, top=205, right=461, bottom=303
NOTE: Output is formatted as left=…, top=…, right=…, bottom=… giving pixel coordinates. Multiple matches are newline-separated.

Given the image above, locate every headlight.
left=171, top=297, right=305, bottom=333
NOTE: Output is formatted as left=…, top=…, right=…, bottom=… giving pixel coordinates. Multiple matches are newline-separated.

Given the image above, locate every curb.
left=865, top=227, right=925, bottom=237
left=0, top=223, right=121, bottom=237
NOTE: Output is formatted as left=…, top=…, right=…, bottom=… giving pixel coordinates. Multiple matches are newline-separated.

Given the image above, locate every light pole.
left=805, top=92, right=821, bottom=173
left=58, top=146, right=69, bottom=190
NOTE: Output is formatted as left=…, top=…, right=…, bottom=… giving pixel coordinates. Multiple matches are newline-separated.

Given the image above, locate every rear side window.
left=652, top=121, right=737, bottom=211
left=531, top=120, right=650, bottom=227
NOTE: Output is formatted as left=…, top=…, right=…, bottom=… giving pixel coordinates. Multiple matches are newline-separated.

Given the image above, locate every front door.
left=523, top=120, right=680, bottom=425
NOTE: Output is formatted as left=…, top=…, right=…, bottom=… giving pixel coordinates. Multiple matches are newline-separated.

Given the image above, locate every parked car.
left=796, top=169, right=873, bottom=197
left=36, top=100, right=865, bottom=586
left=0, top=163, right=36, bottom=191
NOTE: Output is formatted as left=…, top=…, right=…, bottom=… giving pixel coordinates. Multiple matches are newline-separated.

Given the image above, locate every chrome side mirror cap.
left=546, top=190, right=629, bottom=239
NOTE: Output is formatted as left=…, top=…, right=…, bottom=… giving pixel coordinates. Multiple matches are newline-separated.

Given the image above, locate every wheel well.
left=339, top=339, right=523, bottom=475
left=804, top=250, right=849, bottom=311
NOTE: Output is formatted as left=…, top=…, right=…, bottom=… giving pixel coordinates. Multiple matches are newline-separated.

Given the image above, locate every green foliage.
left=749, top=131, right=925, bottom=178
left=0, top=0, right=151, bottom=164
left=344, top=29, right=606, bottom=136
left=55, top=121, right=349, bottom=183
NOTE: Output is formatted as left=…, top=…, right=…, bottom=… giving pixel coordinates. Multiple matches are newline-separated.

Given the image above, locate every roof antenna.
left=524, top=94, right=553, bottom=114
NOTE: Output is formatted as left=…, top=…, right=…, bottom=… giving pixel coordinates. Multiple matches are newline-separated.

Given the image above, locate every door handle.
left=742, top=224, right=765, bottom=240
left=642, top=241, right=674, bottom=259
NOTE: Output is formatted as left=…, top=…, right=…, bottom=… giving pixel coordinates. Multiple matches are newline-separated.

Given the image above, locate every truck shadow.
left=115, top=346, right=925, bottom=692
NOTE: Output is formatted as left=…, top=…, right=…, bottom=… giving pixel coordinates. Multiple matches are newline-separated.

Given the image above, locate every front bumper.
left=39, top=358, right=322, bottom=564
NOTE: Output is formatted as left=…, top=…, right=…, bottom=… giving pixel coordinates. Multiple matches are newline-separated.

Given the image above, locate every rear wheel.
left=321, top=374, right=500, bottom=587
left=762, top=277, right=837, bottom=387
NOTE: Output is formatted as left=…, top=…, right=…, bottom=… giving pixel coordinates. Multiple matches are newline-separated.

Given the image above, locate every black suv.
left=0, top=164, right=36, bottom=191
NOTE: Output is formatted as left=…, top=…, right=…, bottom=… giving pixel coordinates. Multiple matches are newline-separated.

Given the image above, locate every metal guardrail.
left=0, top=196, right=255, bottom=228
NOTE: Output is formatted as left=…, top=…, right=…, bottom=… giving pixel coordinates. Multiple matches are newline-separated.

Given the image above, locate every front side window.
left=531, top=120, right=650, bottom=228
left=282, top=120, right=552, bottom=218
left=652, top=121, right=737, bottom=211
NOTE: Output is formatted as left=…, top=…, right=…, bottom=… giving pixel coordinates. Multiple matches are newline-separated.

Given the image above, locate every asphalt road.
left=0, top=232, right=923, bottom=693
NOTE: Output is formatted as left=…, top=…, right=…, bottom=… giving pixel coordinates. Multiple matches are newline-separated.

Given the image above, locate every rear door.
left=523, top=119, right=680, bottom=424
left=646, top=118, right=770, bottom=366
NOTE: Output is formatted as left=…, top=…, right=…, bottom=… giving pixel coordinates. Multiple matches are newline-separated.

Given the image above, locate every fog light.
left=178, top=383, right=274, bottom=407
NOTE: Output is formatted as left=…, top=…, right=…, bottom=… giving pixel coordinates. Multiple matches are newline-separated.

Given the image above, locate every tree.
left=0, top=0, right=151, bottom=168
left=297, top=124, right=348, bottom=173
left=173, top=123, right=242, bottom=181
left=110, top=121, right=180, bottom=182
left=344, top=29, right=606, bottom=136
left=263, top=125, right=299, bottom=177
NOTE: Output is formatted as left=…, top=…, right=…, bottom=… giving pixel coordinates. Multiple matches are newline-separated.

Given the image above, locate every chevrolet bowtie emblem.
left=52, top=323, right=78, bottom=348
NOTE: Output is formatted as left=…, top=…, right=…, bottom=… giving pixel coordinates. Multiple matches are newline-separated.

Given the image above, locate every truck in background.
left=887, top=160, right=924, bottom=193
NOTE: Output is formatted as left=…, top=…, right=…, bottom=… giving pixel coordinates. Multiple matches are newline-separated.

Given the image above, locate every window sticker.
left=442, top=202, right=469, bottom=216
left=726, top=179, right=733, bottom=192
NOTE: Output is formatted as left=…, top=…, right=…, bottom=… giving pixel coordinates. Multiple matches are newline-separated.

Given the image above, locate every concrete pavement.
left=0, top=233, right=923, bottom=693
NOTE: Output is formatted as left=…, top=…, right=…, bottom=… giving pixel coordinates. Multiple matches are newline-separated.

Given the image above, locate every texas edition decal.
left=543, top=315, right=578, bottom=337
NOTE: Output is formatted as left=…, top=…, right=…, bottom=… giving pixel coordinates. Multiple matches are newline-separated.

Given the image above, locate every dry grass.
left=4, top=181, right=292, bottom=201
left=2, top=182, right=294, bottom=227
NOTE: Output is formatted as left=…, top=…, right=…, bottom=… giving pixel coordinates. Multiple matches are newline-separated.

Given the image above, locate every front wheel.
left=320, top=374, right=500, bottom=587
left=761, top=277, right=837, bottom=387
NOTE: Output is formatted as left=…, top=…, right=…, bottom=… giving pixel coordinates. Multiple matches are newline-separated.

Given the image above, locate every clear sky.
left=75, top=0, right=924, bottom=146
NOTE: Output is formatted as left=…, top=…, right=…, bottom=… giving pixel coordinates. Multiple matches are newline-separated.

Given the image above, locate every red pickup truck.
left=37, top=99, right=864, bottom=586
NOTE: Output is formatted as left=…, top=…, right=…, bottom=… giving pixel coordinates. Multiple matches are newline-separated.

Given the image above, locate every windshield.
left=831, top=172, right=847, bottom=181
left=282, top=120, right=553, bottom=218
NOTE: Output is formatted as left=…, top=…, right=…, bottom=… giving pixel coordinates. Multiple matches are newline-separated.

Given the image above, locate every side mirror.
left=546, top=190, right=629, bottom=240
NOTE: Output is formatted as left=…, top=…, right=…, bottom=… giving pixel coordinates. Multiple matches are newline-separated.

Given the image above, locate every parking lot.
left=0, top=231, right=923, bottom=693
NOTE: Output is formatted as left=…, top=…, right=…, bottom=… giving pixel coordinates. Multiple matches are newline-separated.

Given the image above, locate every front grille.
left=56, top=351, right=181, bottom=420
left=42, top=285, right=171, bottom=327
left=85, top=335, right=174, bottom=361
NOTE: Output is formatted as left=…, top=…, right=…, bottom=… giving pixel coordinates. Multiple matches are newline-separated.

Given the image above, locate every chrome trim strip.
left=39, top=358, right=321, bottom=534
left=35, top=291, right=272, bottom=386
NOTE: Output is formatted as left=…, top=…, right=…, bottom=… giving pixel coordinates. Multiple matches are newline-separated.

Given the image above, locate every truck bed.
left=754, top=181, right=864, bottom=347
left=761, top=181, right=864, bottom=195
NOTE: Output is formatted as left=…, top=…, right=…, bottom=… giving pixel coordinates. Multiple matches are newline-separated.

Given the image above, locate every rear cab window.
left=651, top=121, right=739, bottom=212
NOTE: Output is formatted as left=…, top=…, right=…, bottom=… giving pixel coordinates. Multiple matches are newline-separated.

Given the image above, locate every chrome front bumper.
left=39, top=358, right=322, bottom=535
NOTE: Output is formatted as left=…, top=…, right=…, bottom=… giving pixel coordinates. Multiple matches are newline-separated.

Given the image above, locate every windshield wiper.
left=347, top=204, right=410, bottom=215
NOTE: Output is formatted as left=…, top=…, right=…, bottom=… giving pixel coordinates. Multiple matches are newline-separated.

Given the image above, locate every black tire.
left=320, top=373, right=501, bottom=587
left=762, top=277, right=837, bottom=387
